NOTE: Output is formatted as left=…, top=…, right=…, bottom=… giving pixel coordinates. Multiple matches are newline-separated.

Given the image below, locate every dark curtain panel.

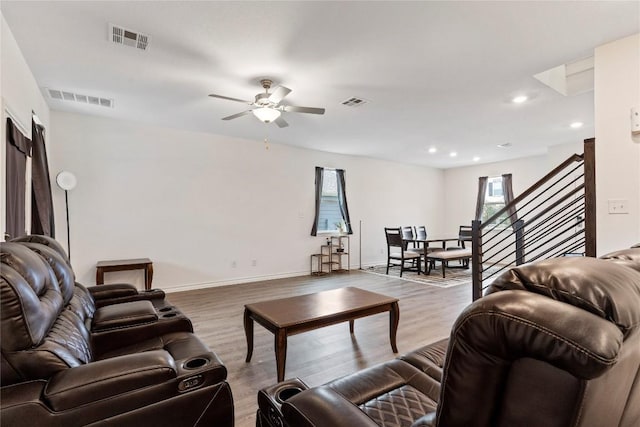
left=310, top=166, right=324, bottom=236
left=5, top=118, right=32, bottom=239
left=335, top=169, right=353, bottom=235
left=31, top=120, right=55, bottom=237
left=502, top=173, right=518, bottom=229
left=475, top=176, right=488, bottom=221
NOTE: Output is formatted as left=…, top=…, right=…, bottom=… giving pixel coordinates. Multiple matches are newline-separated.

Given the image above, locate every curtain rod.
left=32, top=110, right=44, bottom=127
left=4, top=106, right=29, bottom=136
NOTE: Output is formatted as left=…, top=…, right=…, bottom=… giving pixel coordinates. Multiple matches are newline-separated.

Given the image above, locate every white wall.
left=50, top=111, right=444, bottom=291
left=442, top=153, right=564, bottom=232
left=1, top=13, right=50, bottom=238
left=594, top=33, right=640, bottom=254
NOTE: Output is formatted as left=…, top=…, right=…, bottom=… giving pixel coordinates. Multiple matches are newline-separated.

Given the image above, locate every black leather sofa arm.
left=44, top=350, right=176, bottom=411
left=91, top=300, right=158, bottom=330
left=88, top=283, right=139, bottom=299
left=282, top=386, right=380, bottom=427
left=88, top=283, right=166, bottom=308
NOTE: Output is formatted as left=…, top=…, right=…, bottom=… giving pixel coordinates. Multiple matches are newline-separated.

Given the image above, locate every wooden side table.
left=96, top=258, right=154, bottom=290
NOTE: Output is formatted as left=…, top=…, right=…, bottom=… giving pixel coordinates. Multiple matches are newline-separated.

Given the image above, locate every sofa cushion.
left=486, top=256, right=640, bottom=334
left=91, top=300, right=157, bottom=331
left=600, top=247, right=640, bottom=272
left=323, top=359, right=440, bottom=425
left=1, top=244, right=63, bottom=350
left=400, top=338, right=448, bottom=382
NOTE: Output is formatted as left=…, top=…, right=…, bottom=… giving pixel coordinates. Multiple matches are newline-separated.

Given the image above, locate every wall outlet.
left=252, top=259, right=257, bottom=267
left=632, top=107, right=640, bottom=136
left=231, top=260, right=237, bottom=268
left=608, top=199, right=629, bottom=214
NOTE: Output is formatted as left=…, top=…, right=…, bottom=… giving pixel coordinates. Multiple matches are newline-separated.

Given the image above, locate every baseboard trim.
left=161, top=261, right=389, bottom=294
left=163, top=270, right=311, bottom=293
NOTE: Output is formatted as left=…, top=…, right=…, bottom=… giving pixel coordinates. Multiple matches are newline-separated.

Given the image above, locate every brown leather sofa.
left=11, top=234, right=168, bottom=308
left=0, top=239, right=234, bottom=426
left=257, top=248, right=640, bottom=427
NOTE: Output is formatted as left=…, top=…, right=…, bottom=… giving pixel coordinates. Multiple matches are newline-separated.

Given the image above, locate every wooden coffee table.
left=244, top=286, right=400, bottom=381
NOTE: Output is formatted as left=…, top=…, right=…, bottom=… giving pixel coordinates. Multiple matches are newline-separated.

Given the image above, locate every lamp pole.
left=56, top=171, right=77, bottom=261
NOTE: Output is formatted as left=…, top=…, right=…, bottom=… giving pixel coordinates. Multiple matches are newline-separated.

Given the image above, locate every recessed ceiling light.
left=497, top=142, right=512, bottom=148
left=473, top=156, right=480, bottom=162
left=428, top=147, right=437, bottom=154
left=512, top=95, right=528, bottom=104
left=570, top=122, right=584, bottom=129
left=449, top=152, right=457, bottom=157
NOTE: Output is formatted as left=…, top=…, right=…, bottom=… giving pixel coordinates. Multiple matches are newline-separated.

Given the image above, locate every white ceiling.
left=2, top=1, right=639, bottom=168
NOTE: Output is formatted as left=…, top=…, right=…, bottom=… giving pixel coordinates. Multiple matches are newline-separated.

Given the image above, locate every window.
left=311, top=167, right=352, bottom=236
left=482, top=176, right=507, bottom=225
left=317, top=169, right=343, bottom=232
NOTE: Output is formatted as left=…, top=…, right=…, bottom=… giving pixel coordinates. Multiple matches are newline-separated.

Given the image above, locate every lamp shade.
left=56, top=171, right=77, bottom=191
left=252, top=107, right=281, bottom=123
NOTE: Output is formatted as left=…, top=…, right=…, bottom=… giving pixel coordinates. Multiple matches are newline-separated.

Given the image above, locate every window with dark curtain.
left=310, top=167, right=324, bottom=236
left=502, top=173, right=518, bottom=230
left=31, top=120, right=55, bottom=237
left=310, top=167, right=353, bottom=236
left=335, top=169, right=353, bottom=234
left=5, top=117, right=32, bottom=239
left=474, top=176, right=488, bottom=221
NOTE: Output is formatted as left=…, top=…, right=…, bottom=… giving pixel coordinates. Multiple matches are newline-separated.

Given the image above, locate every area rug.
left=364, top=263, right=477, bottom=288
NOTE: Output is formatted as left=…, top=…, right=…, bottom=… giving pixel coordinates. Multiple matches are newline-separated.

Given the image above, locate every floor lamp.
left=55, top=171, right=77, bottom=260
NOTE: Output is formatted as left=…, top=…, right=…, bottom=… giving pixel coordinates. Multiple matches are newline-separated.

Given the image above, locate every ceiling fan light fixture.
left=252, top=107, right=281, bottom=123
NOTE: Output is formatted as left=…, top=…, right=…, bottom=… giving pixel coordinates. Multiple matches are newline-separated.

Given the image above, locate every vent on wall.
left=109, top=23, right=150, bottom=50
left=45, top=88, right=114, bottom=108
left=341, top=97, right=368, bottom=107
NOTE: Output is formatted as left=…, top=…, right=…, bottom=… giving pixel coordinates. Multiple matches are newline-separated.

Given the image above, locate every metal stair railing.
left=471, top=138, right=596, bottom=300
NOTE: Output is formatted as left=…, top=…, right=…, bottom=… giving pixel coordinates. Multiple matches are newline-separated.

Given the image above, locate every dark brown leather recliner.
left=258, top=248, right=640, bottom=427
left=11, top=234, right=167, bottom=308
left=0, top=241, right=234, bottom=426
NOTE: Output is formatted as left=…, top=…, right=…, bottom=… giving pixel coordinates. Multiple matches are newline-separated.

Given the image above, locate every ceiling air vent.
left=109, top=23, right=150, bottom=51
left=45, top=88, right=114, bottom=108
left=341, top=97, right=368, bottom=107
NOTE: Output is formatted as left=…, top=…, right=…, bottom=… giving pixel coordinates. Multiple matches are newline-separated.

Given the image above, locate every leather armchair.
left=258, top=248, right=640, bottom=427
left=12, top=234, right=167, bottom=307
left=1, top=241, right=234, bottom=426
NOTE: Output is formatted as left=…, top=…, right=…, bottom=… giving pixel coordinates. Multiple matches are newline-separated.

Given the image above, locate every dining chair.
left=402, top=226, right=426, bottom=269
left=447, top=225, right=473, bottom=250
left=385, top=227, right=421, bottom=277
left=446, top=225, right=473, bottom=267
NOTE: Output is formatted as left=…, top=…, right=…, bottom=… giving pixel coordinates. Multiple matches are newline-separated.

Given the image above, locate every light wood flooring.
left=167, top=270, right=473, bottom=427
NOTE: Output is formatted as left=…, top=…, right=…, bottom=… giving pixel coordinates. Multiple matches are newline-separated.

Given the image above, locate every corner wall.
left=594, top=33, right=640, bottom=254
left=1, top=13, right=50, bottom=239
left=442, top=144, right=583, bottom=233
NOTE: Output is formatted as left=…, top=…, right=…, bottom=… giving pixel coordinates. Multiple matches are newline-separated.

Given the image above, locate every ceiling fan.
left=208, top=79, right=325, bottom=128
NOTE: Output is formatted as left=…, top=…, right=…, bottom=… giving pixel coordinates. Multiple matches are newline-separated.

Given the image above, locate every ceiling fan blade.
left=222, top=110, right=252, bottom=120
left=209, top=94, right=252, bottom=104
left=284, top=105, right=325, bottom=115
left=275, top=117, right=289, bottom=128
left=268, top=86, right=292, bottom=104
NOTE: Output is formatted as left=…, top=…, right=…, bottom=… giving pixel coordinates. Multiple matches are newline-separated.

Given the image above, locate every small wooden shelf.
left=310, top=235, right=350, bottom=275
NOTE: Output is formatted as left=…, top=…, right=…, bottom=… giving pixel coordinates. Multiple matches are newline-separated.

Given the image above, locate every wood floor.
left=167, top=270, right=473, bottom=427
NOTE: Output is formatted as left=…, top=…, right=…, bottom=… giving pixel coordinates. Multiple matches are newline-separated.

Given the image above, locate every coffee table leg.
left=389, top=302, right=400, bottom=353
left=349, top=319, right=354, bottom=334
left=275, top=329, right=287, bottom=382
left=244, top=308, right=254, bottom=363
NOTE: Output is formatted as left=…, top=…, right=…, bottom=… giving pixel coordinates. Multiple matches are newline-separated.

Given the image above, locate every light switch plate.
left=608, top=199, right=629, bottom=214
